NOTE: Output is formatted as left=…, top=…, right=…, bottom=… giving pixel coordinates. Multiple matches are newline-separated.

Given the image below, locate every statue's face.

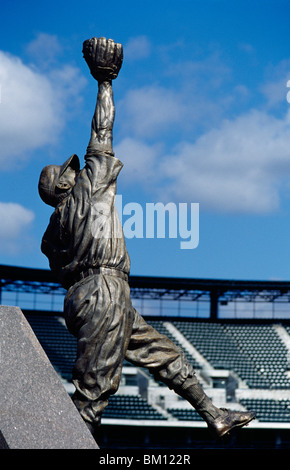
left=39, top=155, right=80, bottom=207
left=57, top=166, right=78, bottom=190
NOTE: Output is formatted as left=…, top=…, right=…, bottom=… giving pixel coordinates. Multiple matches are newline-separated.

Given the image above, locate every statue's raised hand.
left=83, top=37, right=123, bottom=81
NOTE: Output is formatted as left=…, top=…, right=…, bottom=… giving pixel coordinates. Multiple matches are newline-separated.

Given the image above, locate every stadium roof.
left=1, top=264, right=290, bottom=319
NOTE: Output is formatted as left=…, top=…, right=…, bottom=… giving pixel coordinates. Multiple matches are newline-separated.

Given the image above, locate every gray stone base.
left=0, top=306, right=98, bottom=449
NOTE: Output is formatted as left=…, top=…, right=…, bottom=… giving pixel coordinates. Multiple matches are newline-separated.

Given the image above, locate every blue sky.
left=1, top=0, right=290, bottom=281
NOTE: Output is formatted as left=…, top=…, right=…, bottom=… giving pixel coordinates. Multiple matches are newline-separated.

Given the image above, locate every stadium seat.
left=103, top=394, right=167, bottom=420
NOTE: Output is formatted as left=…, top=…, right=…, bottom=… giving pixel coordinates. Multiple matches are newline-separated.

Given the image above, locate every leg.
left=64, top=275, right=133, bottom=427
left=125, top=309, right=196, bottom=388
left=125, top=310, right=220, bottom=417
left=125, top=310, right=255, bottom=437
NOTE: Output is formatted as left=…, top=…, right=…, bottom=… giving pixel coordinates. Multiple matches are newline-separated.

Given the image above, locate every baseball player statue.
left=38, top=37, right=255, bottom=440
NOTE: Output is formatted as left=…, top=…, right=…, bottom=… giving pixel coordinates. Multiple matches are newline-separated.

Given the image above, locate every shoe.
left=209, top=408, right=256, bottom=438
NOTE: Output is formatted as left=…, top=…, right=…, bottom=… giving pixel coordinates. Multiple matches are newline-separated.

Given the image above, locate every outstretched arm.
left=87, top=80, right=115, bottom=156
left=83, top=37, right=123, bottom=157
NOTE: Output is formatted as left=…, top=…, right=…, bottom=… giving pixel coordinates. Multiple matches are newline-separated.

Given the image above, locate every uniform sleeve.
left=84, top=154, right=123, bottom=193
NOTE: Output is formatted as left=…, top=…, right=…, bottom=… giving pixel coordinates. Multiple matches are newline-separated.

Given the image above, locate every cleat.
left=209, top=408, right=256, bottom=438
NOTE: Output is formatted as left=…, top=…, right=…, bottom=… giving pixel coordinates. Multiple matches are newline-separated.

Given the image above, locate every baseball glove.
left=83, top=37, right=123, bottom=81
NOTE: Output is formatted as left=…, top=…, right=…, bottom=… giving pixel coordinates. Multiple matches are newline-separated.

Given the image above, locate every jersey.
left=41, top=153, right=130, bottom=288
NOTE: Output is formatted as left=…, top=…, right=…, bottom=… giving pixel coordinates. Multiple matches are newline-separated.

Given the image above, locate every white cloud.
left=25, top=33, right=62, bottom=68
left=238, top=43, right=255, bottom=54
left=118, top=85, right=189, bottom=138
left=160, top=109, right=290, bottom=213
left=115, top=137, right=162, bottom=185
left=0, top=202, right=34, bottom=253
left=0, top=45, right=86, bottom=168
left=115, top=47, right=290, bottom=214
left=117, top=52, right=239, bottom=143
left=260, top=59, right=290, bottom=109
left=117, top=108, right=290, bottom=213
left=166, top=51, right=232, bottom=89
left=125, top=36, right=151, bottom=61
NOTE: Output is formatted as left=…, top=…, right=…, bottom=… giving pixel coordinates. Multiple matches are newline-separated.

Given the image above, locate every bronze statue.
left=38, top=37, right=255, bottom=439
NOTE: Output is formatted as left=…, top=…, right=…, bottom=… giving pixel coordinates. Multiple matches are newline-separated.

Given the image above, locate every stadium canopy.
left=1, top=264, right=290, bottom=320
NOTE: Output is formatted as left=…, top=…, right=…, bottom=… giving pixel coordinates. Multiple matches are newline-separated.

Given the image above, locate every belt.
left=76, top=266, right=128, bottom=283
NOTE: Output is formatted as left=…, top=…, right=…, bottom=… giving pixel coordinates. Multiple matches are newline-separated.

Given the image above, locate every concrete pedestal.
left=0, top=306, right=98, bottom=449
